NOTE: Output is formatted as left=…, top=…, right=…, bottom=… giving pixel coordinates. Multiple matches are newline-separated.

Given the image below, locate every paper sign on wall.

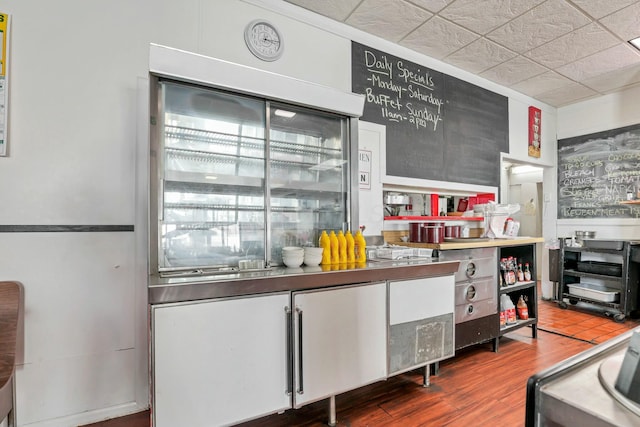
left=0, top=12, right=9, bottom=156
left=359, top=149, right=371, bottom=190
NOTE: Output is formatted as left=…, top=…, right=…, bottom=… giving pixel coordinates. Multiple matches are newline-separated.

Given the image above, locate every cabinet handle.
left=285, top=306, right=293, bottom=396
left=296, top=307, right=304, bottom=395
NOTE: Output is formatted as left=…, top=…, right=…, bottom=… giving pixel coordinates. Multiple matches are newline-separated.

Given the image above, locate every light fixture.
left=274, top=109, right=296, bottom=118
left=629, top=37, right=640, bottom=52
left=511, top=165, right=543, bottom=174
left=205, top=175, right=218, bottom=180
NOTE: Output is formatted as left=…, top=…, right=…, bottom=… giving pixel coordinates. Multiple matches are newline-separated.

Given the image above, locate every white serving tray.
left=567, top=283, right=619, bottom=303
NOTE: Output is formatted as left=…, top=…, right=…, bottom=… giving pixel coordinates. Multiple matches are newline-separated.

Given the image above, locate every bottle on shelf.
left=508, top=257, right=517, bottom=285
left=337, top=230, right=347, bottom=263
left=354, top=230, right=367, bottom=263
left=524, top=262, right=532, bottom=281
left=319, top=230, right=331, bottom=265
left=345, top=230, right=355, bottom=263
left=329, top=231, right=339, bottom=264
left=499, top=258, right=509, bottom=287
left=517, top=295, right=529, bottom=320
left=517, top=263, right=525, bottom=282
left=501, top=294, right=517, bottom=324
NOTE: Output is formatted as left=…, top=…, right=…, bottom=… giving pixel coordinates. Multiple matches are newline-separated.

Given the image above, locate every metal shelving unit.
left=558, top=240, right=640, bottom=322
left=498, top=244, right=538, bottom=346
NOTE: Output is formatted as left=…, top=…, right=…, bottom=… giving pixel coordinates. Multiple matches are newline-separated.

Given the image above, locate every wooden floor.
left=81, top=293, right=640, bottom=427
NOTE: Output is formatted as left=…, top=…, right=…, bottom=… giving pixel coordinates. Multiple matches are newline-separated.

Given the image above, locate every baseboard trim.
left=20, top=402, right=148, bottom=427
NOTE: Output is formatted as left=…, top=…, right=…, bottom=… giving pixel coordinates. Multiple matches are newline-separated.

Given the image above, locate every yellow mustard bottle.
left=346, top=230, right=355, bottom=263
left=319, top=230, right=331, bottom=265
left=355, top=230, right=367, bottom=263
left=329, top=231, right=339, bottom=264
left=338, top=231, right=347, bottom=263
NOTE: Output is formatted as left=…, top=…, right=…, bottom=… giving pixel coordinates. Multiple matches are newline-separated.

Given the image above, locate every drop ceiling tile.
left=400, top=16, right=478, bottom=59
left=439, top=0, right=544, bottom=35
left=486, top=0, right=591, bottom=53
left=570, top=0, right=638, bottom=19
left=480, top=56, right=548, bottom=85
left=346, top=0, right=433, bottom=42
left=407, top=0, right=455, bottom=13
left=525, top=23, right=619, bottom=69
left=581, top=63, right=640, bottom=92
left=284, top=0, right=362, bottom=21
left=599, top=2, right=640, bottom=41
left=534, top=82, right=598, bottom=107
left=557, top=44, right=640, bottom=81
left=444, top=37, right=517, bottom=73
left=511, top=71, right=575, bottom=96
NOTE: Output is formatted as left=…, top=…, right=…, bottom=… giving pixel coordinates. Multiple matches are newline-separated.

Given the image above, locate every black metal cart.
left=556, top=239, right=640, bottom=323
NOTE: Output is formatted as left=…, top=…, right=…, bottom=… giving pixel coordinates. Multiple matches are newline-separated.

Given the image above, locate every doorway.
left=502, top=162, right=544, bottom=280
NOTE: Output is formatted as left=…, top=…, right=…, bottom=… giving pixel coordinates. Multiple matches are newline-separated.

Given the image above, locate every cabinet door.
left=292, top=283, right=387, bottom=408
left=152, top=293, right=291, bottom=427
left=388, top=276, right=455, bottom=374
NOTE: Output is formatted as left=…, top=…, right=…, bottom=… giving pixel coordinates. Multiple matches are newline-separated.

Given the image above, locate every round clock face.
left=244, top=20, right=283, bottom=61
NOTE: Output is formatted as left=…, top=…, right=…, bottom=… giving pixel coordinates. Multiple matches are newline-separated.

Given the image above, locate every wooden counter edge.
left=402, top=237, right=545, bottom=250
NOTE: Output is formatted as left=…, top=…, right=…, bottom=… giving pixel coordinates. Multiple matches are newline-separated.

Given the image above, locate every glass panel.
left=159, top=82, right=266, bottom=270
left=269, top=103, right=348, bottom=263
left=153, top=82, right=352, bottom=273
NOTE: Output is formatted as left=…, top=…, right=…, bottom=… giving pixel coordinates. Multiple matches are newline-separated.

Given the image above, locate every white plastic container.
left=567, top=283, right=619, bottom=303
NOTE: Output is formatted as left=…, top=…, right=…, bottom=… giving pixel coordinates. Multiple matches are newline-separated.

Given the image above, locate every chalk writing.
left=557, top=124, right=640, bottom=218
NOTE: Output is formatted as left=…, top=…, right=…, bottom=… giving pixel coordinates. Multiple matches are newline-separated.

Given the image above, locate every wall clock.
left=244, top=19, right=283, bottom=61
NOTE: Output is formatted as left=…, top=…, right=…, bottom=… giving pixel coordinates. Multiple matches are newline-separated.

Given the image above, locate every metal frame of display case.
left=149, top=76, right=361, bottom=276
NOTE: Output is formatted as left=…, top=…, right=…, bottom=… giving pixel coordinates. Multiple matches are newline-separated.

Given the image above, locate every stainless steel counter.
left=148, top=258, right=460, bottom=304
left=526, top=328, right=640, bottom=427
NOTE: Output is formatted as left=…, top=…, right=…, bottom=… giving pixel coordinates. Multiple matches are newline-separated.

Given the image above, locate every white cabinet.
left=388, top=276, right=455, bottom=374
left=292, top=283, right=387, bottom=407
left=151, top=293, right=291, bottom=427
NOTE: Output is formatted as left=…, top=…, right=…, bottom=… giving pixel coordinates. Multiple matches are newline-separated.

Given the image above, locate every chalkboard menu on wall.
left=557, top=123, right=640, bottom=219
left=351, top=41, right=508, bottom=187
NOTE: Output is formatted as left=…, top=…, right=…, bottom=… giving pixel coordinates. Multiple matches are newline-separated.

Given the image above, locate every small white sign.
left=359, top=149, right=371, bottom=190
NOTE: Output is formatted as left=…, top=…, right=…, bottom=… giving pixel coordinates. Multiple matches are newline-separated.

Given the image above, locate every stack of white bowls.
left=282, top=246, right=304, bottom=268
left=303, top=247, right=324, bottom=266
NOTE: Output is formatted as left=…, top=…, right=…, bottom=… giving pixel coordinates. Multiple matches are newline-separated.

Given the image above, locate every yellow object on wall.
left=0, top=12, right=8, bottom=156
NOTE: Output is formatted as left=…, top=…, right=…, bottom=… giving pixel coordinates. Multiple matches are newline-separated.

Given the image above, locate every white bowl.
left=304, top=247, right=324, bottom=256
left=283, top=258, right=303, bottom=268
left=283, top=255, right=304, bottom=262
left=282, top=246, right=304, bottom=253
left=303, top=256, right=322, bottom=266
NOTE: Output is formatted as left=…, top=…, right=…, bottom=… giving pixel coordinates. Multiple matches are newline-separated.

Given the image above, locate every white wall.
left=556, top=85, right=640, bottom=241
left=0, top=0, right=560, bottom=425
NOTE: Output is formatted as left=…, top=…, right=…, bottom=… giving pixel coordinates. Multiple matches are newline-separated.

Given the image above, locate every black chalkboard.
left=351, top=41, right=508, bottom=187
left=557, top=123, right=640, bottom=219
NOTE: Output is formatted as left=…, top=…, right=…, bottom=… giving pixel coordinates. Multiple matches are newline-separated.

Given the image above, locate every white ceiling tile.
left=346, top=0, right=433, bottom=42
left=284, top=0, right=362, bottom=21
left=480, top=56, right=548, bottom=85
left=486, top=0, right=591, bottom=53
left=599, top=2, right=640, bottom=41
left=400, top=16, right=478, bottom=59
left=534, top=82, right=598, bottom=106
left=439, top=0, right=544, bottom=34
left=444, top=38, right=517, bottom=73
left=581, top=63, right=640, bottom=92
left=407, top=0, right=455, bottom=13
left=557, top=44, right=640, bottom=81
left=570, top=0, right=638, bottom=19
left=525, top=23, right=619, bottom=68
left=511, top=71, right=575, bottom=96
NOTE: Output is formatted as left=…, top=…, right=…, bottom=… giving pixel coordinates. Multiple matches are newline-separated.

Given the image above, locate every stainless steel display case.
left=150, top=79, right=357, bottom=275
